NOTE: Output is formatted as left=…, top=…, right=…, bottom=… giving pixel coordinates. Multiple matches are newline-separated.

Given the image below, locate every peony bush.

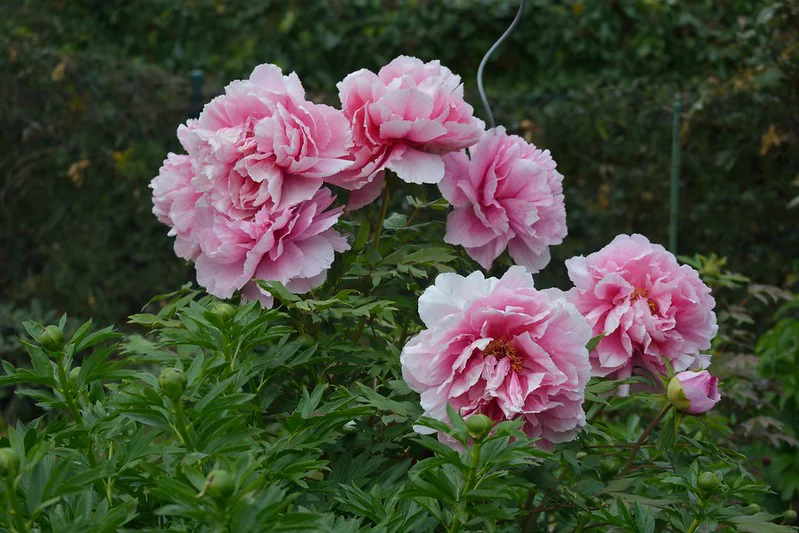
left=1, top=56, right=794, bottom=533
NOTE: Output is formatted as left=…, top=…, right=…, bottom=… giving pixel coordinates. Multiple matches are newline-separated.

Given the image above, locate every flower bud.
left=784, top=509, right=797, bottom=523
left=39, top=325, right=65, bottom=351
left=205, top=302, right=236, bottom=324
left=205, top=469, right=234, bottom=499
left=746, top=503, right=760, bottom=515
left=667, top=371, right=720, bottom=415
left=697, top=471, right=719, bottom=492
left=0, top=448, right=21, bottom=477
left=159, top=368, right=187, bottom=399
left=465, top=414, right=493, bottom=439
left=70, top=366, right=81, bottom=385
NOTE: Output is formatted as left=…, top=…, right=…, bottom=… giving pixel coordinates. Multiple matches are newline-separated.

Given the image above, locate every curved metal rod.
left=476, top=0, right=526, bottom=129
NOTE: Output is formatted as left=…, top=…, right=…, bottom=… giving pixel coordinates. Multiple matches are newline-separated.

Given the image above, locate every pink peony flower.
left=179, top=63, right=353, bottom=212
left=565, top=234, right=718, bottom=384
left=329, top=56, right=485, bottom=209
left=150, top=153, right=201, bottom=261
left=667, top=370, right=720, bottom=414
left=401, top=266, right=592, bottom=448
left=193, top=188, right=349, bottom=308
left=150, top=64, right=354, bottom=306
left=439, top=127, right=567, bottom=272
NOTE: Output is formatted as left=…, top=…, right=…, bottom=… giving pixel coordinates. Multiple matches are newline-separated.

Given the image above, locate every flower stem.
left=173, top=400, right=195, bottom=452
left=621, top=404, right=672, bottom=475
left=372, top=176, right=391, bottom=246
left=4, top=477, right=29, bottom=533
left=448, top=441, right=482, bottom=533
left=686, top=518, right=700, bottom=533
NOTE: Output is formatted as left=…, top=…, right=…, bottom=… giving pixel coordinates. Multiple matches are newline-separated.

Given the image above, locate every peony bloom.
left=150, top=153, right=201, bottom=261
left=401, top=266, right=592, bottom=448
left=566, top=234, right=718, bottom=384
left=330, top=56, right=485, bottom=209
left=667, top=370, right=720, bottom=414
left=179, top=63, right=353, bottom=212
left=193, top=188, right=349, bottom=308
left=439, top=127, right=567, bottom=272
left=150, top=63, right=354, bottom=306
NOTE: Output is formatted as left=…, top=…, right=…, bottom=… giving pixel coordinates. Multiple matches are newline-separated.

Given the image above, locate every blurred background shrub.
left=1, top=0, right=796, bottom=324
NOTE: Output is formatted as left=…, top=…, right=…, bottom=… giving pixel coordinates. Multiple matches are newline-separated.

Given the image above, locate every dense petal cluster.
left=150, top=64, right=351, bottom=304
left=401, top=266, right=592, bottom=447
left=439, top=127, right=567, bottom=272
left=331, top=56, right=485, bottom=209
left=566, top=234, right=718, bottom=383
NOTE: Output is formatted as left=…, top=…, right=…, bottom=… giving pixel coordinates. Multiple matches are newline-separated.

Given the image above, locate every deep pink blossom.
left=150, top=153, right=201, bottom=261
left=193, top=188, right=349, bottom=307
left=566, top=234, right=718, bottom=384
left=330, top=56, right=485, bottom=209
left=439, top=127, right=567, bottom=272
left=401, top=266, right=592, bottom=448
left=668, top=370, right=720, bottom=414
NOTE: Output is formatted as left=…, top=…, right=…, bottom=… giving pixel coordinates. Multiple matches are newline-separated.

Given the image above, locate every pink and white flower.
left=179, top=63, right=353, bottom=212
left=330, top=56, right=485, bottom=209
left=194, top=188, right=349, bottom=308
left=439, top=127, right=567, bottom=272
left=566, top=234, right=718, bottom=383
left=401, top=266, right=592, bottom=448
left=667, top=370, right=721, bottom=414
left=150, top=64, right=353, bottom=305
left=150, top=153, right=201, bottom=261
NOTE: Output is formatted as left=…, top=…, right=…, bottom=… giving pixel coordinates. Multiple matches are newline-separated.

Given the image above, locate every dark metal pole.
left=669, top=95, right=682, bottom=254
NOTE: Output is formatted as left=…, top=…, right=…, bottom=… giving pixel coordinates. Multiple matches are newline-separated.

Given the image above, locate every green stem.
left=621, top=404, right=672, bottom=475
left=686, top=518, right=700, bottom=533
left=173, top=400, right=195, bottom=452
left=56, top=359, right=83, bottom=424
left=574, top=515, right=590, bottom=533
left=449, top=441, right=482, bottom=533
left=372, top=176, right=391, bottom=246
left=5, top=477, right=29, bottom=533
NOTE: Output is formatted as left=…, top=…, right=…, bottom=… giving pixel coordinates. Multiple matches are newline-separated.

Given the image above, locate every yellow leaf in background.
left=112, top=148, right=133, bottom=172
left=572, top=3, right=585, bottom=17
left=87, top=294, right=96, bottom=308
left=8, top=46, right=18, bottom=62
left=760, top=124, right=781, bottom=156
left=68, top=159, right=91, bottom=187
left=519, top=119, right=536, bottom=143
left=51, top=61, right=66, bottom=82
left=597, top=183, right=610, bottom=210
left=69, top=94, right=87, bottom=114
left=215, top=1, right=225, bottom=14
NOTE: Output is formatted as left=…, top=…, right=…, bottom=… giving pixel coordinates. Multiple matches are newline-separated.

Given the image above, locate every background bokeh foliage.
left=1, top=0, right=797, bottom=324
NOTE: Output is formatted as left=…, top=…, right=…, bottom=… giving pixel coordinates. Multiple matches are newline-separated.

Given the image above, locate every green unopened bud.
left=205, top=302, right=236, bottom=324
left=159, top=368, right=187, bottom=399
left=746, top=503, right=760, bottom=515
left=69, top=366, right=81, bottom=385
left=600, top=457, right=623, bottom=477
left=465, top=414, right=493, bottom=439
left=784, top=509, right=797, bottom=522
left=697, top=471, right=719, bottom=492
left=575, top=451, right=587, bottom=459
left=39, top=325, right=65, bottom=351
left=205, top=469, right=234, bottom=499
left=0, top=448, right=21, bottom=477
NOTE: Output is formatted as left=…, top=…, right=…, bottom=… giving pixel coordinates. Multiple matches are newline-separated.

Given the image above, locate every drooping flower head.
left=667, top=370, right=721, bottom=414
left=401, top=266, right=592, bottom=448
left=566, top=234, right=718, bottom=383
left=150, top=64, right=352, bottom=305
left=330, top=56, right=485, bottom=209
left=439, top=127, right=567, bottom=272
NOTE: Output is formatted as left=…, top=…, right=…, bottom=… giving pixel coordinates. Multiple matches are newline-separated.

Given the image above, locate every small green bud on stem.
left=466, top=414, right=493, bottom=440
left=205, top=469, right=234, bottom=499
left=39, top=325, right=65, bottom=351
left=0, top=448, right=21, bottom=477
left=697, top=471, right=719, bottom=492
left=159, top=368, right=187, bottom=399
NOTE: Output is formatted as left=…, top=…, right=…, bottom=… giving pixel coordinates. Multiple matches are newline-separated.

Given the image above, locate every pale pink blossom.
left=566, top=234, right=718, bottom=384
left=401, top=266, right=592, bottom=448
left=150, top=153, right=201, bottom=261
left=193, top=188, right=349, bottom=308
left=330, top=56, right=485, bottom=209
left=439, top=127, right=567, bottom=272
left=667, top=370, right=720, bottom=414
left=179, top=63, right=353, bottom=212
